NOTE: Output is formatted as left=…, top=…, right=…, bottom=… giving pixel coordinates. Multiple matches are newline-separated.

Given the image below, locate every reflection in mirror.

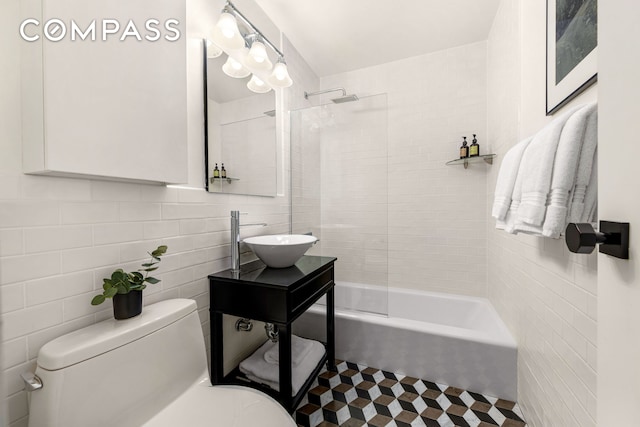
left=206, top=53, right=277, bottom=197
left=218, top=114, right=276, bottom=195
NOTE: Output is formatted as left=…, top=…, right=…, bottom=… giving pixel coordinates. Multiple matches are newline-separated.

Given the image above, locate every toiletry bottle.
left=213, top=163, right=220, bottom=178
left=459, top=137, right=469, bottom=159
left=221, top=163, right=227, bottom=179
left=469, top=134, right=480, bottom=157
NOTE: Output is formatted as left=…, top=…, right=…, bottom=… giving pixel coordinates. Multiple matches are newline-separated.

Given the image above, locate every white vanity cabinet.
left=21, top=0, right=188, bottom=184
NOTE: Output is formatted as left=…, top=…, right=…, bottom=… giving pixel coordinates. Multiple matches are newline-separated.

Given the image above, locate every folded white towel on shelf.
left=263, top=334, right=314, bottom=366
left=516, top=104, right=583, bottom=227
left=491, top=136, right=533, bottom=221
left=568, top=106, right=599, bottom=223
left=542, top=103, right=598, bottom=238
left=239, top=336, right=325, bottom=396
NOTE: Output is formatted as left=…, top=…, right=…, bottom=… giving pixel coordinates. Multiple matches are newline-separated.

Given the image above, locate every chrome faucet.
left=230, top=210, right=267, bottom=272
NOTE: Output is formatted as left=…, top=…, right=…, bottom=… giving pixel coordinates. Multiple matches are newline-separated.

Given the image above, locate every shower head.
left=304, top=87, right=359, bottom=103
left=331, top=94, right=359, bottom=103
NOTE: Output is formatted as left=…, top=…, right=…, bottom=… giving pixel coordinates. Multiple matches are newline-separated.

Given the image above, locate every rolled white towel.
left=517, top=104, right=583, bottom=227
left=569, top=106, right=598, bottom=223
left=496, top=152, right=527, bottom=234
left=496, top=170, right=523, bottom=233
left=581, top=150, right=598, bottom=223
left=264, top=335, right=314, bottom=366
left=491, top=136, right=533, bottom=221
left=239, top=338, right=325, bottom=396
left=542, top=103, right=597, bottom=238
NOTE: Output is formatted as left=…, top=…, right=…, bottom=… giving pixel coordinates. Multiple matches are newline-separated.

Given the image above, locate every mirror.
left=205, top=52, right=277, bottom=197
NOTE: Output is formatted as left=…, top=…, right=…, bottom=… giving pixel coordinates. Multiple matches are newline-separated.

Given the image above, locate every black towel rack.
left=565, top=221, right=629, bottom=259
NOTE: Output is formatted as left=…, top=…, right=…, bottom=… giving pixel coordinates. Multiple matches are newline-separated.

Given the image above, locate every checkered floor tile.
left=295, top=361, right=527, bottom=427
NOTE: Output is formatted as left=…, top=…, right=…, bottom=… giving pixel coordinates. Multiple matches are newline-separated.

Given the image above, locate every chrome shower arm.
left=304, top=88, right=347, bottom=99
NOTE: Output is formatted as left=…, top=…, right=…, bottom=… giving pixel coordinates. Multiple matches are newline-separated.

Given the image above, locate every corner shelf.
left=210, top=177, right=239, bottom=184
left=446, top=154, right=496, bottom=169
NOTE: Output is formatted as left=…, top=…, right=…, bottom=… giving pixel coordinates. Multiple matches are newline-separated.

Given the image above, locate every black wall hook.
left=565, top=221, right=629, bottom=259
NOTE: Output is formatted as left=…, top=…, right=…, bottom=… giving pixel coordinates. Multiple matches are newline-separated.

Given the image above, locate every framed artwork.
left=546, top=0, right=598, bottom=115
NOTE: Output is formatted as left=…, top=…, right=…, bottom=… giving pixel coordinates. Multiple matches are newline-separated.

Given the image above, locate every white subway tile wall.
left=487, top=1, right=597, bottom=426
left=316, top=42, right=489, bottom=296
left=288, top=34, right=323, bottom=247
left=324, top=95, right=389, bottom=286
left=0, top=180, right=290, bottom=426
left=292, top=94, right=390, bottom=287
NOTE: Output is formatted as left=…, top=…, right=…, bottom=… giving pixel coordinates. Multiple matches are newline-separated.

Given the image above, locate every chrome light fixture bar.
left=211, top=1, right=293, bottom=92
left=222, top=2, right=284, bottom=58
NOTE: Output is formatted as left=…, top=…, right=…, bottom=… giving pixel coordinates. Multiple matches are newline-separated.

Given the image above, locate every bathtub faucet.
left=230, top=210, right=267, bottom=273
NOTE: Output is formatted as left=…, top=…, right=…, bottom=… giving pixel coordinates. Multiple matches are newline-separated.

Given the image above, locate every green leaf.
left=140, top=262, right=157, bottom=268
left=142, top=267, right=158, bottom=272
left=152, top=246, right=168, bottom=257
left=91, top=295, right=106, bottom=305
left=104, top=287, right=118, bottom=298
left=111, top=268, right=124, bottom=276
left=111, top=269, right=126, bottom=282
left=145, top=276, right=160, bottom=284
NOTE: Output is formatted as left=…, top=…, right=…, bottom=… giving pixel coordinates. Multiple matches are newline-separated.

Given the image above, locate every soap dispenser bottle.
left=213, top=163, right=220, bottom=178
left=469, top=134, right=480, bottom=157
left=459, top=137, right=469, bottom=159
left=221, top=163, right=227, bottom=179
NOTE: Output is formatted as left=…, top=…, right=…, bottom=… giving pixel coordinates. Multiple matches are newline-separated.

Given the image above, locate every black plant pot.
left=112, top=290, right=143, bottom=320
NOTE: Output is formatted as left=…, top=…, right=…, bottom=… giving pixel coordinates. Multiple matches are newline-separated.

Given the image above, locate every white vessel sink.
left=243, top=234, right=318, bottom=268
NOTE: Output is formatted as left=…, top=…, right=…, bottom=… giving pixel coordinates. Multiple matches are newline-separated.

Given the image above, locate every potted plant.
left=91, top=245, right=167, bottom=319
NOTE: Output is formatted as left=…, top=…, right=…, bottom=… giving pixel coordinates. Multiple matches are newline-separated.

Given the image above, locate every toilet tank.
left=28, top=299, right=208, bottom=427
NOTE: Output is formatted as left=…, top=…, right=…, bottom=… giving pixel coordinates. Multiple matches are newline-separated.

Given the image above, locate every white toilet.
left=24, top=299, right=296, bottom=427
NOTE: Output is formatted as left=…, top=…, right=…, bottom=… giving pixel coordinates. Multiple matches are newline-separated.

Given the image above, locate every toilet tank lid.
left=37, top=299, right=197, bottom=371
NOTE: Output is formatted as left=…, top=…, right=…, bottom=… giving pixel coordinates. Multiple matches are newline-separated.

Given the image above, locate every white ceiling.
left=253, top=0, right=501, bottom=77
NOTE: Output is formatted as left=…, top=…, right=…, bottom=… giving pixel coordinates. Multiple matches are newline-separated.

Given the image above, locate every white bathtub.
left=293, top=282, right=517, bottom=400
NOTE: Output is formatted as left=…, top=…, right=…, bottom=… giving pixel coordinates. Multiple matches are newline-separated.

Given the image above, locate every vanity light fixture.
left=245, top=36, right=273, bottom=70
left=222, top=56, right=250, bottom=78
left=247, top=74, right=271, bottom=93
left=268, top=56, right=293, bottom=88
left=210, top=1, right=293, bottom=89
left=212, top=9, right=245, bottom=50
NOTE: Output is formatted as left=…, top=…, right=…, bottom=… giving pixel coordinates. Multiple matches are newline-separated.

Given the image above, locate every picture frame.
left=546, top=0, right=598, bottom=115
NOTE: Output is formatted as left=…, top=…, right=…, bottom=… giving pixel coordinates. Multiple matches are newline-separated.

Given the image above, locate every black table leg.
left=326, top=286, right=335, bottom=369
left=278, top=323, right=292, bottom=411
left=211, top=311, right=224, bottom=384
